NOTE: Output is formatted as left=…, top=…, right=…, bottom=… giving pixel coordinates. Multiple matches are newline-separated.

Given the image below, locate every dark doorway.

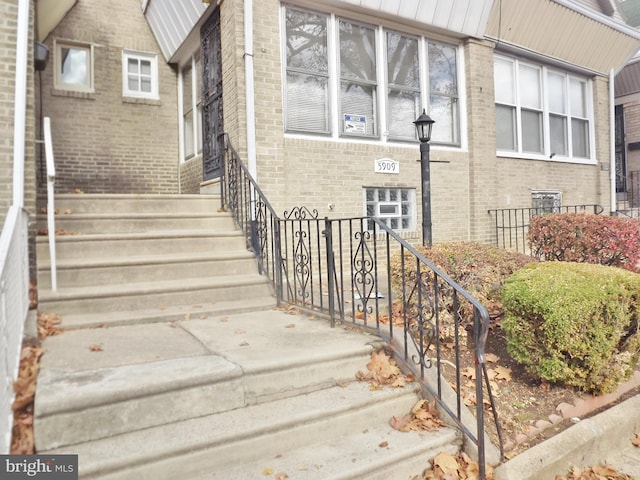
left=201, top=8, right=224, bottom=182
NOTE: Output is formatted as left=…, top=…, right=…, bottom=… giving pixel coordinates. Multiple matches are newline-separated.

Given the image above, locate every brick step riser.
left=36, top=215, right=236, bottom=234
left=37, top=257, right=258, bottom=290
left=34, top=353, right=374, bottom=451
left=38, top=194, right=222, bottom=214
left=38, top=282, right=273, bottom=315
left=36, top=235, right=246, bottom=260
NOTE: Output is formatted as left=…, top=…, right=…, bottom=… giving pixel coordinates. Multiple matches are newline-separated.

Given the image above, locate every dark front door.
left=615, top=105, right=626, bottom=194
left=201, top=8, right=224, bottom=182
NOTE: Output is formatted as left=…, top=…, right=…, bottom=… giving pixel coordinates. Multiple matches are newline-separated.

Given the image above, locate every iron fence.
left=221, top=135, right=501, bottom=479
left=487, top=204, right=604, bottom=254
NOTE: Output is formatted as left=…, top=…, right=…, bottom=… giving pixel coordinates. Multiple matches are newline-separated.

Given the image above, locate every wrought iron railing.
left=617, top=170, right=640, bottom=219
left=488, top=204, right=604, bottom=253
left=220, top=135, right=501, bottom=478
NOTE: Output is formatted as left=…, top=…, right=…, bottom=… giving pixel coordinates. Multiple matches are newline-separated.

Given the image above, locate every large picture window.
left=283, top=6, right=460, bottom=146
left=494, top=55, right=592, bottom=161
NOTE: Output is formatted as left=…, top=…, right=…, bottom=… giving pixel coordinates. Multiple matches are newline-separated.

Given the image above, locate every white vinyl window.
left=495, top=55, right=592, bottom=161
left=180, top=55, right=203, bottom=161
left=54, top=40, right=94, bottom=92
left=122, top=50, right=158, bottom=99
left=283, top=6, right=460, bottom=146
left=364, top=187, right=415, bottom=231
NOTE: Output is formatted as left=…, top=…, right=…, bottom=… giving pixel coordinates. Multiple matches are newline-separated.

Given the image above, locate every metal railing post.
left=323, top=217, right=336, bottom=328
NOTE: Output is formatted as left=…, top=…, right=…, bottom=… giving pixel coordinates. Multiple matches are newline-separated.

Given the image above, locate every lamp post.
left=414, top=109, right=435, bottom=247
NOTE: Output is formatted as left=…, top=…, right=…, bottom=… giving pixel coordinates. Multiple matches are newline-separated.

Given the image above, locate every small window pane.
left=378, top=189, right=386, bottom=201
left=429, top=95, right=456, bottom=144
left=128, top=76, right=137, bottom=90
left=494, top=58, right=515, bottom=104
left=379, top=204, right=398, bottom=215
left=496, top=105, right=516, bottom=151
left=550, top=114, right=567, bottom=156
left=141, top=60, right=151, bottom=75
left=128, top=58, right=138, bottom=74
left=548, top=72, right=566, bottom=114
left=429, top=42, right=457, bottom=96
left=141, top=78, right=151, bottom=92
left=570, top=79, right=587, bottom=118
left=389, top=190, right=398, bottom=201
left=61, top=47, right=88, bottom=85
left=286, top=72, right=329, bottom=132
left=388, top=90, right=420, bottom=138
left=387, top=33, right=419, bottom=89
left=519, top=65, right=541, bottom=109
left=339, top=21, right=376, bottom=81
left=341, top=83, right=376, bottom=136
left=522, top=109, right=543, bottom=153
left=572, top=118, right=589, bottom=158
left=286, top=9, right=328, bottom=74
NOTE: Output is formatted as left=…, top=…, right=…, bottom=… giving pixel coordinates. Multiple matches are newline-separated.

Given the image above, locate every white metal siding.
left=145, top=0, right=209, bottom=61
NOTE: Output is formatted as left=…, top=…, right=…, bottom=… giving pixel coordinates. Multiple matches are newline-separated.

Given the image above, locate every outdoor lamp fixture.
left=413, top=109, right=435, bottom=247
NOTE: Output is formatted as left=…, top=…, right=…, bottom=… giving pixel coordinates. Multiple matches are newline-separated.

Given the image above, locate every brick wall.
left=38, top=0, right=179, bottom=194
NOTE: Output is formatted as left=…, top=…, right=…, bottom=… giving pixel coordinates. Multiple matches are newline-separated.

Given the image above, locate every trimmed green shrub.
left=529, top=213, right=640, bottom=273
left=389, top=242, right=534, bottom=322
left=502, top=262, right=640, bottom=395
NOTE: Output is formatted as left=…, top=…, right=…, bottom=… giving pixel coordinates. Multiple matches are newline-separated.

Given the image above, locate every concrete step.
left=36, top=230, right=247, bottom=260
left=36, top=212, right=236, bottom=234
left=44, top=298, right=277, bottom=330
left=44, top=382, right=447, bottom=479
left=37, top=250, right=258, bottom=289
left=204, top=424, right=460, bottom=480
left=38, top=193, right=222, bottom=214
left=34, top=312, right=382, bottom=451
left=37, top=275, right=274, bottom=315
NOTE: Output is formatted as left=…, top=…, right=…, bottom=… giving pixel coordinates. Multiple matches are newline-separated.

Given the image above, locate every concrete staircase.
left=33, top=194, right=462, bottom=479
left=36, top=194, right=275, bottom=328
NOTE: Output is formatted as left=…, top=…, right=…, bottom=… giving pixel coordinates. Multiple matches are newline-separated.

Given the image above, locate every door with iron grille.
left=201, top=8, right=224, bottom=181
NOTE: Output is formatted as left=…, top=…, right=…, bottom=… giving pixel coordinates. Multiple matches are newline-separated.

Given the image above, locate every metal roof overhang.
left=485, top=0, right=640, bottom=76
left=145, top=0, right=495, bottom=65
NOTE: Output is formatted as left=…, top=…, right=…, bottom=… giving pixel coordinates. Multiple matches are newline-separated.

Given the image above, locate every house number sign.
left=374, top=158, right=399, bottom=174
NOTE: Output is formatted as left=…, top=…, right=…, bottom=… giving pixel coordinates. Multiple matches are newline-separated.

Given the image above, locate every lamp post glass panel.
left=414, top=109, right=435, bottom=247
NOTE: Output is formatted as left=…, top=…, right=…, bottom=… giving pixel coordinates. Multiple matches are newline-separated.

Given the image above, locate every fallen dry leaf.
left=285, top=324, right=296, bottom=328
left=391, top=400, right=446, bottom=432
left=418, top=451, right=494, bottom=480
left=632, top=428, right=640, bottom=448
left=235, top=329, right=247, bottom=334
left=74, top=188, right=84, bottom=194
left=379, top=441, right=389, bottom=448
left=555, top=462, right=632, bottom=480
left=356, top=350, right=413, bottom=388
left=494, top=365, right=512, bottom=381
left=275, top=473, right=288, bottom=480
left=37, top=312, right=63, bottom=339
left=239, top=341, right=250, bottom=347
left=88, top=344, right=103, bottom=352
left=262, top=467, right=274, bottom=475
left=485, top=353, right=500, bottom=363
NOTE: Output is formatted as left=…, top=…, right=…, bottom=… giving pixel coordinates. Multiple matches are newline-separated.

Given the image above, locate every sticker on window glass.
left=344, top=114, right=366, bottom=134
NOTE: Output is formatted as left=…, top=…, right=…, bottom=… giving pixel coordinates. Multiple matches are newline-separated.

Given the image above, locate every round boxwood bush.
left=502, top=262, right=640, bottom=395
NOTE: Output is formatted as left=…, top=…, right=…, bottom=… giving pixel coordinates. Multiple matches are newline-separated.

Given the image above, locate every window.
left=364, top=188, right=415, bottom=231
left=494, top=55, right=592, bottom=161
left=54, top=40, right=93, bottom=92
left=180, top=55, right=203, bottom=161
left=532, top=190, right=561, bottom=214
left=283, top=6, right=460, bottom=146
left=122, top=50, right=158, bottom=99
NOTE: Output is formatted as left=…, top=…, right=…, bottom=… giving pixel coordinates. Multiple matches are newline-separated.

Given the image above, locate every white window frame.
left=281, top=5, right=462, bottom=147
left=54, top=39, right=94, bottom=93
left=364, top=187, right=416, bottom=231
left=494, top=54, right=595, bottom=164
left=122, top=50, right=159, bottom=99
left=178, top=54, right=203, bottom=163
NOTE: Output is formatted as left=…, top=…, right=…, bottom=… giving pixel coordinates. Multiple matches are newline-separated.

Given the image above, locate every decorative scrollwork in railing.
left=283, top=206, right=319, bottom=220
left=352, top=229, right=376, bottom=318
left=292, top=229, right=312, bottom=301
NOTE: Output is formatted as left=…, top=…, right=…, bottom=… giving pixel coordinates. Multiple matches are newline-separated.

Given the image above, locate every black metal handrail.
left=488, top=204, right=604, bottom=253
left=220, top=135, right=501, bottom=479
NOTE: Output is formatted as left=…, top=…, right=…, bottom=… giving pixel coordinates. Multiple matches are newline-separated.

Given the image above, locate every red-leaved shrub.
left=528, top=213, right=640, bottom=272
